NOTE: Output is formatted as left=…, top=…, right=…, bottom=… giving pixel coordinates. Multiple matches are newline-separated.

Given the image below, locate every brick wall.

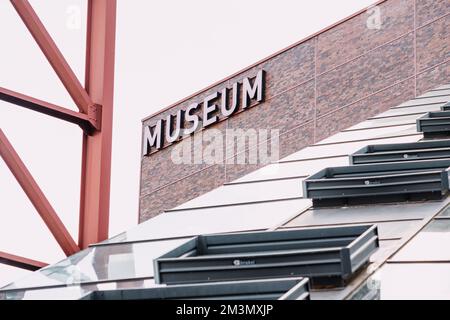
left=139, top=0, right=450, bottom=222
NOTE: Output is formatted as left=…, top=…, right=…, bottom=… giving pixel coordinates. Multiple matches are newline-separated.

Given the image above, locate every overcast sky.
left=0, top=0, right=376, bottom=287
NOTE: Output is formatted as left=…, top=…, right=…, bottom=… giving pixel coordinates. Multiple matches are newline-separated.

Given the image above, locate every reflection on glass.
left=0, top=279, right=157, bottom=300
left=437, top=205, right=450, bottom=217
left=351, top=263, right=450, bottom=300
left=390, top=219, right=450, bottom=262
left=1, top=239, right=187, bottom=291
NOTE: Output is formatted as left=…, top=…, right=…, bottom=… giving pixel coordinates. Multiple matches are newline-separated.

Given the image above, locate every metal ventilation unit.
left=417, top=111, right=450, bottom=138
left=350, top=140, right=450, bottom=165
left=441, top=102, right=450, bottom=111
left=303, top=159, right=450, bottom=207
left=80, top=277, right=310, bottom=300
left=154, top=225, right=379, bottom=288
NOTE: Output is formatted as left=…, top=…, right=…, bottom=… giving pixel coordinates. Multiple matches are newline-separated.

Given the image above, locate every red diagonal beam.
left=0, top=87, right=98, bottom=133
left=10, top=0, right=94, bottom=114
left=78, top=0, right=116, bottom=248
left=0, top=251, right=48, bottom=271
left=0, top=129, right=80, bottom=256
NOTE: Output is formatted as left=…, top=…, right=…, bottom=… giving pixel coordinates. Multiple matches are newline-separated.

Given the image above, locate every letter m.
left=243, top=69, right=265, bottom=109
left=142, top=119, right=164, bottom=156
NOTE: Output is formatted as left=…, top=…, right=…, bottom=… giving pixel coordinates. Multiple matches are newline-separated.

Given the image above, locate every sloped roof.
left=1, top=84, right=450, bottom=300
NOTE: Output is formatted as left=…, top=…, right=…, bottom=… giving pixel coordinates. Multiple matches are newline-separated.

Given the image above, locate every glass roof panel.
left=390, top=219, right=450, bottom=262
left=0, top=279, right=156, bottom=300
left=1, top=239, right=185, bottom=291
left=231, top=157, right=349, bottom=184
left=350, top=263, right=450, bottom=300
left=280, top=135, right=421, bottom=162
left=395, top=95, right=450, bottom=108
left=108, top=198, right=311, bottom=244
left=316, top=125, right=417, bottom=145
left=285, top=201, right=447, bottom=228
left=175, top=177, right=305, bottom=210
left=372, top=103, right=443, bottom=118
left=347, top=114, right=420, bottom=130
left=415, top=89, right=450, bottom=99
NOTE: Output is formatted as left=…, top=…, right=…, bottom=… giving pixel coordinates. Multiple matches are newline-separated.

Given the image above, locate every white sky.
left=0, top=0, right=376, bottom=287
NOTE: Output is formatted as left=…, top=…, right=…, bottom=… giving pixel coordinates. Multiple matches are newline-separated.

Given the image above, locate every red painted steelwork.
left=10, top=0, right=94, bottom=114
left=0, top=251, right=48, bottom=271
left=0, top=129, right=80, bottom=256
left=78, top=0, right=117, bottom=249
left=0, top=86, right=97, bottom=133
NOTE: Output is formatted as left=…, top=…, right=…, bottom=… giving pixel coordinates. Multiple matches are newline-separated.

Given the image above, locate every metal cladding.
left=81, top=277, right=310, bottom=300
left=417, top=111, right=450, bottom=138
left=350, top=140, right=450, bottom=165
left=154, top=225, right=379, bottom=288
left=304, top=159, right=450, bottom=207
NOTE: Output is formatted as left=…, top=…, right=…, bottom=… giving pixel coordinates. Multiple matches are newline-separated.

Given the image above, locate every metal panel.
left=281, top=135, right=421, bottom=162
left=316, top=125, right=416, bottom=145
left=350, top=140, right=450, bottom=165
left=80, top=277, right=310, bottom=300
left=154, top=225, right=379, bottom=288
left=105, top=198, right=312, bottom=244
left=417, top=111, right=450, bottom=138
left=229, top=157, right=349, bottom=185
left=350, top=263, right=450, bottom=300
left=389, top=219, right=450, bottom=262
left=175, top=177, right=305, bottom=210
left=392, top=96, right=450, bottom=109
left=303, top=159, right=450, bottom=207
left=372, top=103, right=443, bottom=119
left=285, top=201, right=445, bottom=228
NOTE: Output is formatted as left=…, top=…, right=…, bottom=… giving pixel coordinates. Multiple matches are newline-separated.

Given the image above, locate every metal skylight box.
left=417, top=111, right=450, bottom=137
left=350, top=140, right=450, bottom=165
left=153, top=225, right=379, bottom=288
left=303, top=159, right=450, bottom=207
left=441, top=102, right=450, bottom=111
left=81, top=278, right=310, bottom=300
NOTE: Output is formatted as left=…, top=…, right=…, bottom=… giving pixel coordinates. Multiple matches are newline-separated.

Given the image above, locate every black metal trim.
left=80, top=277, right=310, bottom=300
left=350, top=140, right=450, bottom=165
left=154, top=225, right=379, bottom=288
left=417, top=111, right=450, bottom=138
left=303, top=159, right=450, bottom=207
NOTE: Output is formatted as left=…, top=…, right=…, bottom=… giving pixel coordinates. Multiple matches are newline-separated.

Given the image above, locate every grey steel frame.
left=154, top=225, right=379, bottom=288
left=80, top=277, right=310, bottom=300
left=349, top=140, right=450, bottom=165
left=303, top=159, right=450, bottom=207
left=441, top=102, right=450, bottom=111
left=417, top=111, right=450, bottom=138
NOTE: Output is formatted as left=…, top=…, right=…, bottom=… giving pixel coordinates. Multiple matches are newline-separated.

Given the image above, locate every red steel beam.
left=0, top=251, right=48, bottom=271
left=0, top=129, right=80, bottom=256
left=10, top=0, right=94, bottom=114
left=0, top=87, right=98, bottom=133
left=78, top=0, right=117, bottom=248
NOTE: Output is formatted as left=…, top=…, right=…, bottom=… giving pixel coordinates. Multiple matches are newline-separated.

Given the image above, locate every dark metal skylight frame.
left=153, top=225, right=379, bottom=288
left=80, top=277, right=310, bottom=300
left=417, top=111, right=450, bottom=138
left=303, top=159, right=450, bottom=207
left=441, top=102, right=450, bottom=111
left=350, top=140, right=450, bottom=165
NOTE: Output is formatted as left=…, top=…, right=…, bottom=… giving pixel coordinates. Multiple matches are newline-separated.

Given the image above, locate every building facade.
left=139, top=0, right=450, bottom=222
